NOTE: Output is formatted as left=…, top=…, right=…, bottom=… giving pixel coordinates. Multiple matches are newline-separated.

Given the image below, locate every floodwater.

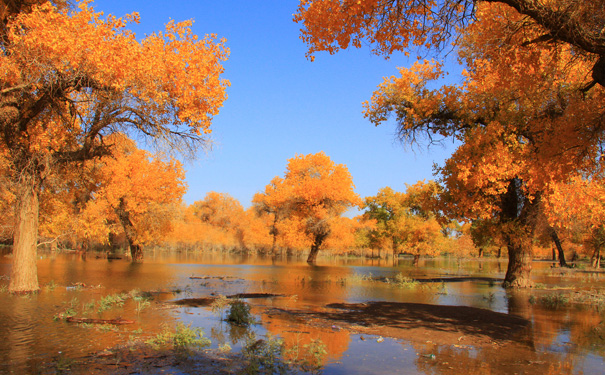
left=0, top=250, right=604, bottom=374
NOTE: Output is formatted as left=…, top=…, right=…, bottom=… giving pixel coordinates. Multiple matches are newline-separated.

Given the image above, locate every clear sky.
left=94, top=0, right=461, bottom=209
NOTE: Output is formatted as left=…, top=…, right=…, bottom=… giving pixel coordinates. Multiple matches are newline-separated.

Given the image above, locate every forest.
left=0, top=0, right=602, bottom=290
left=0, top=0, right=604, bottom=374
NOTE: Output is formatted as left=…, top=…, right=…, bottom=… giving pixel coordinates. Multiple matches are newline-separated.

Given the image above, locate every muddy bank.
left=265, top=301, right=530, bottom=347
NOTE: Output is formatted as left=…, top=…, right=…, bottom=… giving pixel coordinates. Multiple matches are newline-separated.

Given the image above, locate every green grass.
left=146, top=323, right=211, bottom=354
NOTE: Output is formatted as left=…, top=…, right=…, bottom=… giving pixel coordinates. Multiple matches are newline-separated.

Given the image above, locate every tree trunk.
left=270, top=215, right=278, bottom=256
left=500, top=179, right=537, bottom=288
left=114, top=198, right=143, bottom=262
left=307, top=243, right=320, bottom=264
left=413, top=254, right=420, bottom=267
left=592, top=246, right=601, bottom=268
left=9, top=182, right=40, bottom=293
left=548, top=226, right=568, bottom=267
left=503, top=241, right=533, bottom=288
left=497, top=246, right=502, bottom=259
left=129, top=243, right=143, bottom=262
left=306, top=232, right=327, bottom=264
left=478, top=247, right=484, bottom=258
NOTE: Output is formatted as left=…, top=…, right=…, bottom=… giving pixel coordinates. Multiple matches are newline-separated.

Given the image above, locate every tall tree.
left=362, top=4, right=604, bottom=287
left=0, top=1, right=229, bottom=292
left=256, top=152, right=361, bottom=263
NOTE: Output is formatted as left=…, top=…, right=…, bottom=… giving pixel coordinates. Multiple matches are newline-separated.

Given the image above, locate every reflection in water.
left=0, top=252, right=603, bottom=374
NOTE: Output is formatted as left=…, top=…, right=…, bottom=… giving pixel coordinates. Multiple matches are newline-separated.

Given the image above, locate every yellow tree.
left=0, top=1, right=228, bottom=292
left=361, top=187, right=406, bottom=256
left=362, top=182, right=445, bottom=265
left=253, top=176, right=292, bottom=254
left=256, top=152, right=361, bottom=263
left=295, top=0, right=605, bottom=88
left=80, top=135, right=186, bottom=260
left=546, top=173, right=605, bottom=268
left=192, top=192, right=248, bottom=251
left=362, top=4, right=604, bottom=287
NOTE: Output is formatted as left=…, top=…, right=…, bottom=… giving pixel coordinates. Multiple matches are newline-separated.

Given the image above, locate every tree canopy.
left=1, top=0, right=229, bottom=292
left=254, top=152, right=361, bottom=263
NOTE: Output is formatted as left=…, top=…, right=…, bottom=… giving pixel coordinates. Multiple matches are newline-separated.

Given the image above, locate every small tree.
left=255, top=152, right=361, bottom=263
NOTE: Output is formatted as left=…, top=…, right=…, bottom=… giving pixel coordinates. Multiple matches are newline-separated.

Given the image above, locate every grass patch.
left=242, top=332, right=327, bottom=375
left=390, top=273, right=419, bottom=289
left=530, top=293, right=570, bottom=309
left=146, top=322, right=210, bottom=355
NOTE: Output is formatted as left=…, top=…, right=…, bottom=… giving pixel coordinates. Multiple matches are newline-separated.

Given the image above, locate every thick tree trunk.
left=306, top=232, right=327, bottom=264
left=478, top=247, right=484, bottom=258
left=548, top=227, right=568, bottom=267
left=9, top=182, right=40, bottom=293
left=129, top=243, right=143, bottom=262
left=500, top=179, right=537, bottom=288
left=503, top=241, right=533, bottom=288
left=307, top=243, right=320, bottom=263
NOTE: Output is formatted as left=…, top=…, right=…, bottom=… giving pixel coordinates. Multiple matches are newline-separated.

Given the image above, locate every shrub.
left=227, top=299, right=254, bottom=326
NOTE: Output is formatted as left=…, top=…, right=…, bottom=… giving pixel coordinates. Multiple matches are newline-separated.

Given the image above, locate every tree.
left=546, top=173, right=605, bottom=268
left=0, top=1, right=229, bottom=292
left=469, top=219, right=500, bottom=258
left=253, top=176, right=292, bottom=255
left=295, top=0, right=605, bottom=88
left=361, top=187, right=405, bottom=256
left=255, top=152, right=361, bottom=263
left=362, top=182, right=444, bottom=265
left=192, top=192, right=247, bottom=251
left=80, top=135, right=186, bottom=261
left=361, top=4, right=604, bottom=287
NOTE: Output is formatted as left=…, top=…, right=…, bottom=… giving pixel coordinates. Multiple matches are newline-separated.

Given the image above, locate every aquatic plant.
left=44, top=280, right=57, bottom=291
left=482, top=292, right=496, bottom=303
left=531, top=293, right=570, bottom=309
left=134, top=296, right=151, bottom=313
left=349, top=272, right=374, bottom=284
left=53, top=297, right=79, bottom=320
left=227, top=299, right=254, bottom=326
left=393, top=273, right=419, bottom=289
left=97, top=293, right=128, bottom=312
left=243, top=332, right=328, bottom=375
left=146, top=322, right=211, bottom=354
left=242, top=333, right=288, bottom=375
left=211, top=294, right=230, bottom=321
left=301, top=339, right=328, bottom=373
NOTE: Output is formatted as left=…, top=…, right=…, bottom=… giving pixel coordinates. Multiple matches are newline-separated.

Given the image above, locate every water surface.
left=0, top=251, right=603, bottom=374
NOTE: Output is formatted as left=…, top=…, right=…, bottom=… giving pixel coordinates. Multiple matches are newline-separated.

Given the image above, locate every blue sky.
left=94, top=0, right=461, bottom=209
